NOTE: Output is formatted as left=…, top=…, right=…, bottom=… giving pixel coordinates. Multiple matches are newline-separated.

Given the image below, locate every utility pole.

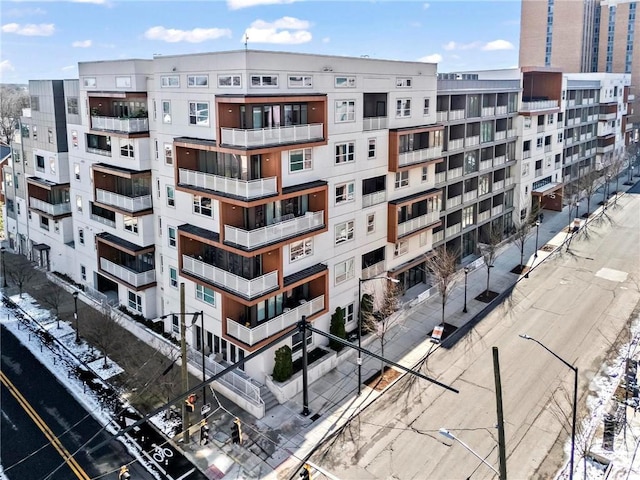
left=492, top=347, right=507, bottom=480
left=180, top=282, right=189, bottom=444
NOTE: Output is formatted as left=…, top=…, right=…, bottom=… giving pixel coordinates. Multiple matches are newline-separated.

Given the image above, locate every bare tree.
left=361, top=281, right=401, bottom=375
left=8, top=267, right=36, bottom=298
left=479, top=227, right=502, bottom=297
left=578, top=168, right=601, bottom=219
left=41, top=286, right=66, bottom=329
left=0, top=86, right=29, bottom=145
left=423, top=246, right=459, bottom=327
left=609, top=152, right=626, bottom=205
left=509, top=218, right=533, bottom=273
left=84, top=306, right=125, bottom=369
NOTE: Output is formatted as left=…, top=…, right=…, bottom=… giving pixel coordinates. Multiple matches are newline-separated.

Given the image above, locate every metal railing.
left=362, top=191, right=386, bottom=208
left=29, top=198, right=71, bottom=216
left=100, top=258, right=155, bottom=287
left=178, top=169, right=277, bottom=199
left=492, top=205, right=504, bottom=216
left=477, top=210, right=491, bottom=222
left=521, top=100, right=558, bottom=111
left=446, top=223, right=461, bottom=236
left=363, top=116, right=388, bottom=131
left=397, top=211, right=440, bottom=236
left=398, top=146, right=443, bottom=166
left=182, top=255, right=278, bottom=299
left=447, top=138, right=464, bottom=151
left=448, top=167, right=463, bottom=179
left=361, top=262, right=386, bottom=280
left=96, top=189, right=152, bottom=212
left=90, top=213, right=116, bottom=228
left=463, top=190, right=477, bottom=202
left=447, top=195, right=462, bottom=208
left=221, top=123, right=323, bottom=148
left=465, top=136, right=480, bottom=147
left=494, top=155, right=506, bottom=165
left=91, top=116, right=149, bottom=133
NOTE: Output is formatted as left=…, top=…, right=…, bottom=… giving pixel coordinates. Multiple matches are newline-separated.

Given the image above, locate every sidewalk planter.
left=265, top=347, right=337, bottom=404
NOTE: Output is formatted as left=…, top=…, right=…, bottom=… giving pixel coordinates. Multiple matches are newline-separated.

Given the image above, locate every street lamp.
left=1, top=247, right=7, bottom=288
left=439, top=428, right=500, bottom=477
left=534, top=220, right=541, bottom=259
left=519, top=334, right=577, bottom=480
left=357, top=275, right=400, bottom=395
left=575, top=200, right=580, bottom=220
left=73, top=291, right=80, bottom=344
left=462, top=267, right=469, bottom=313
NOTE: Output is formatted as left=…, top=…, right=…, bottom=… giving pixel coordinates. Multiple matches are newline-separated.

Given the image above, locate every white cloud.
left=70, top=0, right=109, bottom=4
left=62, top=65, right=76, bottom=71
left=144, top=26, right=232, bottom=43
left=418, top=53, right=442, bottom=63
left=443, top=41, right=456, bottom=51
left=1, top=23, right=55, bottom=36
left=4, top=7, right=46, bottom=18
left=72, top=39, right=92, bottom=48
left=443, top=40, right=482, bottom=51
left=322, top=37, right=330, bottom=43
left=244, top=17, right=312, bottom=45
left=0, top=60, right=15, bottom=73
left=423, top=2, right=430, bottom=9
left=228, top=0, right=297, bottom=10
left=482, top=39, right=515, bottom=51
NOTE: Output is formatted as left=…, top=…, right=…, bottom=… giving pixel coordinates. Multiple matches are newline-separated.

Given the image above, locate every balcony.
left=493, top=180, right=505, bottom=190
left=465, top=136, right=480, bottom=147
left=495, top=131, right=506, bottom=141
left=363, top=117, right=388, bottom=131
left=363, top=191, right=386, bottom=208
left=448, top=138, right=464, bottom=151
left=100, top=258, right=155, bottom=287
left=482, top=106, right=495, bottom=117
left=398, top=211, right=440, bottom=237
left=480, top=159, right=492, bottom=171
left=544, top=145, right=552, bottom=152
left=435, top=172, right=447, bottom=184
left=523, top=150, right=531, bottom=159
left=494, top=155, right=506, bottom=165
left=87, top=147, right=112, bottom=157
left=29, top=198, right=71, bottom=216
left=463, top=190, right=477, bottom=202
left=492, top=205, right=504, bottom=216
left=432, top=230, right=444, bottom=243
left=449, top=109, right=465, bottom=120
left=504, top=177, right=515, bottom=187
left=91, top=116, right=149, bottom=134
left=598, top=112, right=617, bottom=121
left=495, top=105, right=508, bottom=115
left=183, top=255, right=278, bottom=299
left=507, top=129, right=517, bottom=138
left=90, top=213, right=116, bottom=228
left=362, top=261, right=387, bottom=280
left=437, top=111, right=448, bottom=122
left=447, top=195, right=462, bottom=209
left=178, top=168, right=277, bottom=200
left=597, top=144, right=614, bottom=154
left=537, top=124, right=545, bottom=133
left=96, top=189, right=152, bottom=213
left=446, top=223, right=461, bottom=236
left=478, top=210, right=491, bottom=222
left=399, top=146, right=443, bottom=167
left=224, top=210, right=324, bottom=250
left=226, top=295, right=324, bottom=346
left=220, top=124, right=323, bottom=148
left=448, top=167, right=463, bottom=179
left=521, top=100, right=559, bottom=112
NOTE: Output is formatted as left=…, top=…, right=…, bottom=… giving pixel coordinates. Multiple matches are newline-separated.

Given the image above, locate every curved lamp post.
left=439, top=428, right=499, bottom=477
left=534, top=220, right=541, bottom=258
left=1, top=247, right=7, bottom=288
left=520, top=334, right=577, bottom=480
left=463, top=267, right=469, bottom=313
left=73, top=291, right=80, bottom=343
left=357, top=275, right=400, bottom=395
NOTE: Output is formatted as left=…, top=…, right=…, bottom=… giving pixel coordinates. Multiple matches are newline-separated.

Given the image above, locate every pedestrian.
left=539, top=212, right=544, bottom=223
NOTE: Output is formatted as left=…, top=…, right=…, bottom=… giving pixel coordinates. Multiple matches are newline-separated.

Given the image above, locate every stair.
left=259, top=385, right=280, bottom=412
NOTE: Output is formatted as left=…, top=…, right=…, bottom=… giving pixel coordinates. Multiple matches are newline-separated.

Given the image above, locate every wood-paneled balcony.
left=220, top=124, right=324, bottom=148
left=91, top=116, right=149, bottom=134
left=100, top=258, right=155, bottom=288
left=178, top=168, right=277, bottom=200
left=92, top=164, right=152, bottom=215
left=88, top=93, right=149, bottom=136
left=96, top=233, right=155, bottom=290
left=26, top=178, right=71, bottom=219
left=29, top=198, right=71, bottom=216
left=389, top=126, right=444, bottom=172
left=388, top=189, right=442, bottom=243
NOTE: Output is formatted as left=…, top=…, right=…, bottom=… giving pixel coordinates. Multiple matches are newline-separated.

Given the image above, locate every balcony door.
left=252, top=105, right=281, bottom=129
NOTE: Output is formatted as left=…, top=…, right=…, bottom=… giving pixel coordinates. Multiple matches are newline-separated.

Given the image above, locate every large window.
left=290, top=238, right=313, bottom=262
left=335, top=181, right=355, bottom=205
left=396, top=99, right=411, bottom=117
left=67, top=97, right=79, bottom=115
left=161, top=76, right=179, bottom=87
left=166, top=186, right=175, bottom=207
left=128, top=291, right=142, bottom=312
left=218, top=75, right=241, bottom=87
left=289, top=148, right=312, bottom=172
left=168, top=226, right=176, bottom=247
left=335, top=220, right=354, bottom=245
left=335, top=142, right=355, bottom=164
left=187, top=75, right=209, bottom=87
left=193, top=195, right=212, bottom=217
left=251, top=75, right=278, bottom=87
left=196, top=284, right=215, bottom=305
left=164, top=143, right=173, bottom=164
left=335, top=258, right=355, bottom=284
left=188, top=102, right=209, bottom=126
left=395, top=171, right=409, bottom=189
left=162, top=101, right=171, bottom=123
left=335, top=100, right=355, bottom=123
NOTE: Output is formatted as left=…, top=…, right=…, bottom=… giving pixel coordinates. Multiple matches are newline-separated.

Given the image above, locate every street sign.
left=201, top=403, right=211, bottom=415
left=431, top=325, right=444, bottom=344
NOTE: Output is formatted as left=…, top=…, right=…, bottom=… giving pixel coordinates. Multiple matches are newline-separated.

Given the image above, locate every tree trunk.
left=520, top=244, right=524, bottom=269
left=380, top=339, right=385, bottom=375
left=486, top=268, right=491, bottom=295
left=441, top=296, right=445, bottom=326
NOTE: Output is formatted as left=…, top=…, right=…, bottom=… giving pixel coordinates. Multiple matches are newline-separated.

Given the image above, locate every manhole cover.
left=541, top=244, right=555, bottom=252
left=310, top=413, right=321, bottom=422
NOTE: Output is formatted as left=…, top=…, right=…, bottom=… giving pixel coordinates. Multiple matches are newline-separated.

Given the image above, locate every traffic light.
left=185, top=393, right=197, bottom=413
left=299, top=464, right=311, bottom=480
left=200, top=420, right=210, bottom=445
left=230, top=417, right=243, bottom=444
left=118, top=465, right=131, bottom=480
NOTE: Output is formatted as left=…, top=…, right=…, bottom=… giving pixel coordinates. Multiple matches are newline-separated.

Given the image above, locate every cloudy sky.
left=0, top=0, right=522, bottom=84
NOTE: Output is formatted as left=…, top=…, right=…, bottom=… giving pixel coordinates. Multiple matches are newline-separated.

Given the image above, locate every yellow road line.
left=0, top=370, right=91, bottom=480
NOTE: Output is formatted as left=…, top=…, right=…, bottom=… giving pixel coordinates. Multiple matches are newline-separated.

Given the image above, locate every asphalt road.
left=310, top=191, right=640, bottom=479
left=0, top=325, right=155, bottom=480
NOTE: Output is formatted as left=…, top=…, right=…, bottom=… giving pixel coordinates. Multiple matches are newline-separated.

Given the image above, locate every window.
left=250, top=75, right=278, bottom=87
left=120, top=144, right=134, bottom=157
left=462, top=206, right=474, bottom=228
left=524, top=117, right=531, bottom=128
left=76, top=195, right=83, bottom=213
left=116, top=76, right=131, bottom=88
left=547, top=114, right=554, bottom=124
left=396, top=99, right=411, bottom=117
left=166, top=186, right=175, bottom=207
left=32, top=125, right=37, bottom=140
left=40, top=217, right=49, bottom=230
left=128, top=291, right=142, bottom=312
left=193, top=195, right=212, bottom=217
left=30, top=96, right=40, bottom=111
left=81, top=265, right=87, bottom=281
left=368, top=139, right=376, bottom=159
left=78, top=228, right=85, bottom=245
left=289, top=148, right=312, bottom=172
left=557, top=112, right=563, bottom=123
left=36, top=155, right=45, bottom=171
left=164, top=143, right=173, bottom=164
left=161, top=75, right=179, bottom=87
left=290, top=238, right=313, bottom=262
left=335, top=258, right=355, bottom=284
left=536, top=137, right=543, bottom=149
left=124, top=216, right=138, bottom=233
left=71, top=130, right=78, bottom=148
left=187, top=75, right=209, bottom=87
left=4, top=173, right=12, bottom=188
left=335, top=181, right=355, bottom=205
left=342, top=303, right=355, bottom=324
left=335, top=220, right=355, bottom=244
left=21, top=123, right=30, bottom=138
left=423, top=98, right=430, bottom=115
left=168, top=226, right=177, bottom=247
left=335, top=76, right=356, bottom=88
left=188, top=102, right=209, bottom=126
left=47, top=127, right=53, bottom=144
left=394, top=241, right=408, bottom=257
left=196, top=284, right=215, bottom=305
left=67, top=97, right=79, bottom=115
left=367, top=213, right=375, bottom=233
left=288, top=75, right=312, bottom=87
left=218, top=75, right=241, bottom=87
left=172, top=315, right=179, bottom=334
left=162, top=101, right=171, bottom=123
left=335, top=100, right=355, bottom=123
left=557, top=132, right=564, bottom=143
left=83, top=77, right=96, bottom=88
left=335, top=142, right=355, bottom=164
left=292, top=329, right=312, bottom=353
left=396, top=77, right=412, bottom=87
left=169, top=267, right=178, bottom=288
left=522, top=162, right=530, bottom=176
left=395, top=171, right=409, bottom=188
left=422, top=166, right=429, bottom=182
left=49, top=156, right=56, bottom=174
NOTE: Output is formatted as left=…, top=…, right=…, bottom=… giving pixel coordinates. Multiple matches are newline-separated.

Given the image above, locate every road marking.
left=0, top=370, right=90, bottom=480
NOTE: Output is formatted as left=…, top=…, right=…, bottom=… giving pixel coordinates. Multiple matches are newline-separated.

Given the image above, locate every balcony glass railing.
left=226, top=295, right=324, bottom=346
left=90, top=213, right=116, bottom=228
left=494, top=155, right=506, bottom=165
left=363, top=117, right=388, bottom=131
left=362, top=191, right=386, bottom=208
left=495, top=105, right=508, bottom=115
left=432, top=230, right=444, bottom=243
left=495, top=131, right=506, bottom=141
left=178, top=169, right=277, bottom=200
left=361, top=262, right=386, bottom=280
left=100, top=258, right=155, bottom=287
left=29, top=198, right=71, bottom=216
left=436, top=111, right=448, bottom=122
left=492, top=205, right=504, bottom=216
left=398, top=211, right=439, bottom=236
left=183, top=255, right=278, bottom=299
left=221, top=123, right=323, bottom=148
left=465, top=136, right=480, bottom=147
left=435, top=172, right=447, bottom=184
left=224, top=210, right=324, bottom=249
left=448, top=167, right=463, bottom=179
left=521, top=100, right=559, bottom=111
left=482, top=106, right=495, bottom=117
left=446, top=223, right=461, bottom=236
left=448, top=138, right=464, bottom=151
left=86, top=147, right=112, bottom=157
left=449, top=109, right=465, bottom=120
left=477, top=210, right=491, bottom=222
left=480, top=159, right=492, bottom=171
left=398, top=146, right=443, bottom=166
left=493, top=180, right=505, bottom=190
left=92, top=116, right=149, bottom=133
left=96, top=189, right=152, bottom=213
left=463, top=190, right=477, bottom=202
left=447, top=195, right=462, bottom=208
